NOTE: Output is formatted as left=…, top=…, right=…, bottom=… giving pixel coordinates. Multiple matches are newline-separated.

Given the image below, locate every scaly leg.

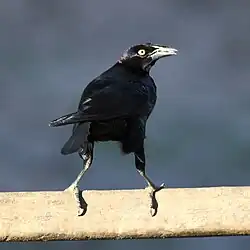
left=135, top=145, right=164, bottom=216
left=65, top=142, right=93, bottom=216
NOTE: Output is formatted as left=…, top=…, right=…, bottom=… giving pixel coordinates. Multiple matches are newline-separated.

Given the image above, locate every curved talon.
left=147, top=183, right=165, bottom=217
left=150, top=207, right=156, bottom=217
left=78, top=207, right=85, bottom=216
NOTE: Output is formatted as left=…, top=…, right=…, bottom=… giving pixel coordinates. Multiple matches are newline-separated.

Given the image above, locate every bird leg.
left=64, top=143, right=93, bottom=216
left=137, top=169, right=165, bottom=193
left=135, top=148, right=165, bottom=216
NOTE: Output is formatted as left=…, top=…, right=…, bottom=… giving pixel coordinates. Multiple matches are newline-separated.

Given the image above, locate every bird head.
left=119, top=43, right=178, bottom=73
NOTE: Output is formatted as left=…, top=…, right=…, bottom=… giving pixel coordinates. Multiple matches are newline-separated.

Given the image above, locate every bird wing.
left=77, top=77, right=149, bottom=121
left=49, top=77, right=150, bottom=127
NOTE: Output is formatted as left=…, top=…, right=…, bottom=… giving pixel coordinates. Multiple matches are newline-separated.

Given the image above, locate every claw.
left=64, top=184, right=84, bottom=216
left=147, top=183, right=165, bottom=216
left=77, top=207, right=85, bottom=216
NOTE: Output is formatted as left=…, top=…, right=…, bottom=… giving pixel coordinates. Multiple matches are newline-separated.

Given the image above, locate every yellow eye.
left=137, top=49, right=146, bottom=56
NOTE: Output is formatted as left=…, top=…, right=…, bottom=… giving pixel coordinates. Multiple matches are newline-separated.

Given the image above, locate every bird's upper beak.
left=150, top=46, right=178, bottom=60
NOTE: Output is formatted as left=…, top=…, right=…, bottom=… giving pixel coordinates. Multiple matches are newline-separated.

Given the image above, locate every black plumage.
left=49, top=43, right=177, bottom=216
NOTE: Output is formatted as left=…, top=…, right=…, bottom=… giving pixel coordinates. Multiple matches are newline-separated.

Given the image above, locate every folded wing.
left=49, top=78, right=148, bottom=127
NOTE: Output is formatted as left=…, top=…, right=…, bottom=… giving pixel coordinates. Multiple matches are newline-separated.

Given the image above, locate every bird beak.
left=151, top=46, right=178, bottom=60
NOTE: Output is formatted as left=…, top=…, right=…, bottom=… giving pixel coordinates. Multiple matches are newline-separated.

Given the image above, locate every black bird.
left=49, top=43, right=177, bottom=216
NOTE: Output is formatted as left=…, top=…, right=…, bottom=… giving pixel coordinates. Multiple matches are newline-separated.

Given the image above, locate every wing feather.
left=77, top=78, right=149, bottom=121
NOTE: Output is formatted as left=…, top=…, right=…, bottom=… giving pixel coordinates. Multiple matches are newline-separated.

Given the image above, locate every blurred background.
left=1, top=0, right=250, bottom=249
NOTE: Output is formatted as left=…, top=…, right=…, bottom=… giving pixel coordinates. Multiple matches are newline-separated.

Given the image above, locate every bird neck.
left=116, top=61, right=149, bottom=76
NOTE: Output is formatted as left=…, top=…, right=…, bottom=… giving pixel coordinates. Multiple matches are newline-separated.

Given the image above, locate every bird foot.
left=64, top=184, right=85, bottom=216
left=146, top=183, right=165, bottom=216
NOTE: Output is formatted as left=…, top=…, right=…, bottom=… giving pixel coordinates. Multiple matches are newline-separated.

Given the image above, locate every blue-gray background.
left=1, top=0, right=250, bottom=249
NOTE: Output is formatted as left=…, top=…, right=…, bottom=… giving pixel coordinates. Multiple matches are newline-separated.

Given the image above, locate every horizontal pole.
left=0, top=186, right=250, bottom=241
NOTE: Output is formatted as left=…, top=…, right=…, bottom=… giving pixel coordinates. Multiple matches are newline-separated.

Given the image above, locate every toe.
left=155, top=183, right=165, bottom=192
left=150, top=207, right=157, bottom=217
left=78, top=207, right=84, bottom=216
left=64, top=184, right=78, bottom=192
left=148, top=183, right=165, bottom=193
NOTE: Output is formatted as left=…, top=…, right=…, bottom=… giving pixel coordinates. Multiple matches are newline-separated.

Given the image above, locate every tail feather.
left=61, top=122, right=90, bottom=155
left=49, top=112, right=82, bottom=127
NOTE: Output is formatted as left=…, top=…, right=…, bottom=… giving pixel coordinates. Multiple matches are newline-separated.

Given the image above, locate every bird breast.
left=89, top=119, right=128, bottom=142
